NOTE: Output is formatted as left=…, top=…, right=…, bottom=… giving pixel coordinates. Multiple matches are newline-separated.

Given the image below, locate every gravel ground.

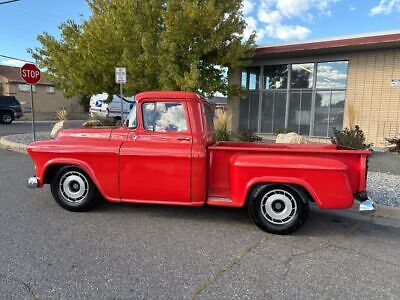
left=367, top=172, right=400, bottom=207
left=3, top=132, right=400, bottom=208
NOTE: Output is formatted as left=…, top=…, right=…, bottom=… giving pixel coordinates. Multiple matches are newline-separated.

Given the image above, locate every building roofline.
left=256, top=30, right=400, bottom=55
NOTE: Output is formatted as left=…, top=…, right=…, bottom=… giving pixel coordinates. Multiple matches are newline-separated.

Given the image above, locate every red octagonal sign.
left=20, top=63, right=41, bottom=85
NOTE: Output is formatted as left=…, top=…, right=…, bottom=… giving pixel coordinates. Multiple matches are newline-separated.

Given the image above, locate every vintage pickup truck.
left=27, top=91, right=375, bottom=234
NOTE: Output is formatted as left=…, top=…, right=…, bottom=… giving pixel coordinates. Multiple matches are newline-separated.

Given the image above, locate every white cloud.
left=257, top=9, right=283, bottom=24
left=266, top=24, right=311, bottom=41
left=370, top=0, right=400, bottom=15
left=245, top=0, right=339, bottom=42
left=244, top=16, right=267, bottom=41
left=0, top=59, right=25, bottom=67
left=242, top=0, right=254, bottom=15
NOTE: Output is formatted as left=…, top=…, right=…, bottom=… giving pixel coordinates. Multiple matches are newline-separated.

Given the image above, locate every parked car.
left=0, top=96, right=23, bottom=124
left=26, top=91, right=375, bottom=235
left=89, top=93, right=134, bottom=120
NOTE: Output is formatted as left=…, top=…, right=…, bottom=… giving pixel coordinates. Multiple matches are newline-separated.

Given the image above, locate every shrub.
left=214, top=111, right=231, bottom=141
left=386, top=137, right=400, bottom=153
left=234, top=127, right=262, bottom=142
left=274, top=128, right=290, bottom=135
left=83, top=114, right=118, bottom=127
left=331, top=125, right=370, bottom=149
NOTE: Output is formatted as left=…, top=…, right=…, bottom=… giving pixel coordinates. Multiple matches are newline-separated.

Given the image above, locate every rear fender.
left=244, top=177, right=321, bottom=207
left=230, top=154, right=354, bottom=209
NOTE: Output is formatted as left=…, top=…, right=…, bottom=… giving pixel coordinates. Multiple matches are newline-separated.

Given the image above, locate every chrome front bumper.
left=27, top=176, right=38, bottom=189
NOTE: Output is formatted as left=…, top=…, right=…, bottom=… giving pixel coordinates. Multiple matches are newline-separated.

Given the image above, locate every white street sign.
left=115, top=67, right=127, bottom=84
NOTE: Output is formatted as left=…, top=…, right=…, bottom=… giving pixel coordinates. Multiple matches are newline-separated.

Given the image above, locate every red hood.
left=56, top=127, right=114, bottom=141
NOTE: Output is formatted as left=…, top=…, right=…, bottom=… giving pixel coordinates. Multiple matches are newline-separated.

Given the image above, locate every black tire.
left=248, top=184, right=309, bottom=235
left=50, top=166, right=100, bottom=212
left=0, top=112, right=14, bottom=124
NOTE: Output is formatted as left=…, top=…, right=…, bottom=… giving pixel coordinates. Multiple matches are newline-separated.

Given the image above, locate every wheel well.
left=43, top=164, right=67, bottom=184
left=245, top=182, right=315, bottom=207
left=0, top=109, right=14, bottom=115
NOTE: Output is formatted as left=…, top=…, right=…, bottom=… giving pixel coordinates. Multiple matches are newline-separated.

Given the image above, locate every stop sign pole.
left=20, top=63, right=41, bottom=142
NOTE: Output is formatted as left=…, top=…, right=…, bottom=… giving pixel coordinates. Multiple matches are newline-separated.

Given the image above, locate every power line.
left=0, top=0, right=23, bottom=5
left=0, top=54, right=33, bottom=63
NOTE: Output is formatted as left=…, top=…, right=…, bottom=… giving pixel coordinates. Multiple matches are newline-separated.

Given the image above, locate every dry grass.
left=57, top=108, right=68, bottom=121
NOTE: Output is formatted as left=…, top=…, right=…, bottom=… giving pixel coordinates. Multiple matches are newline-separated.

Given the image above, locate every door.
left=119, top=100, right=192, bottom=203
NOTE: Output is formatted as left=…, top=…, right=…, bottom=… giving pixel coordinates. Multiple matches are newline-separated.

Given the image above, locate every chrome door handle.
left=177, top=137, right=190, bottom=141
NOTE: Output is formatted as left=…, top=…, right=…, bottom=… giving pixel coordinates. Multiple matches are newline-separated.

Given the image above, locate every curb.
left=0, top=136, right=28, bottom=154
left=1, top=133, right=400, bottom=223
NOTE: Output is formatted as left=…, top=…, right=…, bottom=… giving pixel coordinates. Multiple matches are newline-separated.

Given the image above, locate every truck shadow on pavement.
left=90, top=199, right=396, bottom=238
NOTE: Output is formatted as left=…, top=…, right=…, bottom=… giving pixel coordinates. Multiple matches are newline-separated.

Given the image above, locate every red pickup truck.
left=27, top=91, right=375, bottom=234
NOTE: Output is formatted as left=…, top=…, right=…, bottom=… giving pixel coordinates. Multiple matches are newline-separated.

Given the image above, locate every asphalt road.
left=0, top=120, right=84, bottom=137
left=1, top=148, right=400, bottom=299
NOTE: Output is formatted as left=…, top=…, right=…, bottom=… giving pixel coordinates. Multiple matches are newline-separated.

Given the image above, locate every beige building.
left=0, top=65, right=86, bottom=120
left=229, top=31, right=400, bottom=146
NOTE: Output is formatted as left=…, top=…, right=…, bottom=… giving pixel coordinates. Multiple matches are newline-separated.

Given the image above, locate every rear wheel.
left=248, top=184, right=309, bottom=235
left=50, top=166, right=99, bottom=212
left=0, top=112, right=13, bottom=124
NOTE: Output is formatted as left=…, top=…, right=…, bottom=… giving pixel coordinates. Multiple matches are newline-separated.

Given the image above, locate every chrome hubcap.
left=59, top=171, right=89, bottom=203
left=261, top=189, right=297, bottom=224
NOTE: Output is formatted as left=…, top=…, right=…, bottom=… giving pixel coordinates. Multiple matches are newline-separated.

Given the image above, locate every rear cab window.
left=142, top=101, right=188, bottom=133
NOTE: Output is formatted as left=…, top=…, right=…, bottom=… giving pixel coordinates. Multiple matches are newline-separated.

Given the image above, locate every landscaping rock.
left=276, top=132, right=308, bottom=144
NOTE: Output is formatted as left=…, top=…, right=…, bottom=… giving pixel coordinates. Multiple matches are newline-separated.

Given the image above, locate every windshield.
left=125, top=102, right=137, bottom=128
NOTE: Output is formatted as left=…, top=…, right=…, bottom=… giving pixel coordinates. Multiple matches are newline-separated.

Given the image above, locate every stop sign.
left=20, top=63, right=41, bottom=85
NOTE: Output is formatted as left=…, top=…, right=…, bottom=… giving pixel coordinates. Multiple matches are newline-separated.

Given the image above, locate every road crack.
left=191, top=237, right=267, bottom=300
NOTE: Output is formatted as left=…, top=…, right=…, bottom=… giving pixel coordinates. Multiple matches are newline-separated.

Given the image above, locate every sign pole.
left=115, top=67, right=127, bottom=123
left=30, top=84, right=36, bottom=142
left=120, top=83, right=123, bottom=121
left=20, top=63, right=40, bottom=142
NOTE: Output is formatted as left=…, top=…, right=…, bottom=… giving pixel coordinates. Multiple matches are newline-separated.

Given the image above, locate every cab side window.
left=143, top=102, right=188, bottom=132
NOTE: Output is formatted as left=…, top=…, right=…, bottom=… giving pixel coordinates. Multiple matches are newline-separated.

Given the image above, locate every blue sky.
left=1, top=0, right=400, bottom=66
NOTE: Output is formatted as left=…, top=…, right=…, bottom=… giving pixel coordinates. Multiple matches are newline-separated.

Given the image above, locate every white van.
left=89, top=93, right=134, bottom=120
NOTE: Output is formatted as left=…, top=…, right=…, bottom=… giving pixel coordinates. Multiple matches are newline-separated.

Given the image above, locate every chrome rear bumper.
left=359, top=199, right=376, bottom=212
left=27, top=176, right=38, bottom=189
left=355, top=191, right=376, bottom=213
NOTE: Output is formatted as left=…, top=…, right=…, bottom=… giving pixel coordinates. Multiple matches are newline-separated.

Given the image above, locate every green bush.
left=84, top=114, right=119, bottom=127
left=386, top=137, right=400, bottom=153
left=234, top=127, right=262, bottom=142
left=331, top=125, right=370, bottom=149
left=274, top=128, right=290, bottom=135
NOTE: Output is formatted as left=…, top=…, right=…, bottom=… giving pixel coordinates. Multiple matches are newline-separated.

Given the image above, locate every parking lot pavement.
left=1, top=148, right=400, bottom=299
left=0, top=120, right=84, bottom=137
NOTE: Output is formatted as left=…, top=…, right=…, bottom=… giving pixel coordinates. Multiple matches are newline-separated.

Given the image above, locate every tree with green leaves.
left=30, top=0, right=255, bottom=100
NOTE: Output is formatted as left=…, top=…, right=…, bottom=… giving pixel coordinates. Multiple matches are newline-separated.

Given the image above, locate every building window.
left=18, top=84, right=36, bottom=92
left=240, top=60, right=348, bottom=137
left=46, top=86, right=55, bottom=94
left=241, top=67, right=260, bottom=90
left=263, top=65, right=288, bottom=89
left=316, top=61, right=348, bottom=88
left=291, top=63, right=314, bottom=89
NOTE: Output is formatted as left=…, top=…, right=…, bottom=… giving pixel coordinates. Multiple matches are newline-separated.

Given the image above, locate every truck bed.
left=207, top=142, right=370, bottom=209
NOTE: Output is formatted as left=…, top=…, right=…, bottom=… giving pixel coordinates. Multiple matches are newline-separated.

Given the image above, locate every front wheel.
left=50, top=166, right=99, bottom=212
left=248, top=184, right=309, bottom=235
